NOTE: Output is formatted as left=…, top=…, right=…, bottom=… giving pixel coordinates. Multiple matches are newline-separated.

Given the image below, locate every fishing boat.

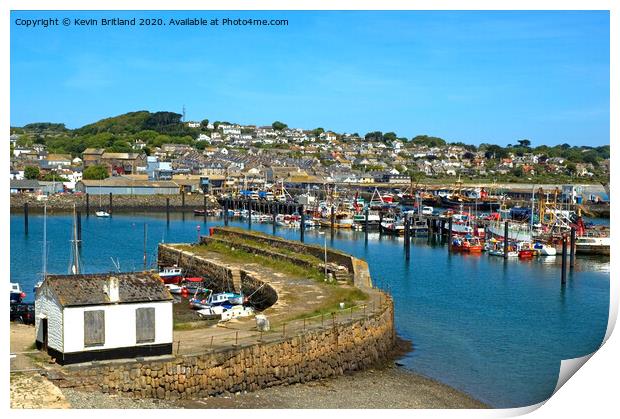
left=319, top=212, right=354, bottom=229
left=487, top=240, right=519, bottom=257
left=193, top=209, right=206, bottom=216
left=574, top=236, right=610, bottom=256
left=380, top=220, right=405, bottom=235
left=452, top=236, right=484, bottom=253
left=352, top=210, right=381, bottom=226
left=95, top=210, right=110, bottom=217
left=409, top=219, right=430, bottom=236
left=189, top=289, right=244, bottom=310
left=517, top=242, right=535, bottom=259
left=10, top=282, right=26, bottom=304
left=159, top=266, right=183, bottom=284
left=165, top=283, right=184, bottom=295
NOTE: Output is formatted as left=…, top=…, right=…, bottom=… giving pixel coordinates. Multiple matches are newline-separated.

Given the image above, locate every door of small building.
left=41, top=318, right=48, bottom=351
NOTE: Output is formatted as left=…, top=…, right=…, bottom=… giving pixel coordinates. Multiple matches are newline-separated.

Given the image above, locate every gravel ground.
left=180, top=364, right=488, bottom=409
left=60, top=388, right=177, bottom=409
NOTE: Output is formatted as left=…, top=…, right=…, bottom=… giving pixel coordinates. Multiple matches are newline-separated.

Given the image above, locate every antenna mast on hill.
left=182, top=105, right=186, bottom=122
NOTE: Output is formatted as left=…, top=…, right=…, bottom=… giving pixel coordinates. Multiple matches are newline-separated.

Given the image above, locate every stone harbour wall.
left=10, top=193, right=219, bottom=213
left=51, top=297, right=394, bottom=400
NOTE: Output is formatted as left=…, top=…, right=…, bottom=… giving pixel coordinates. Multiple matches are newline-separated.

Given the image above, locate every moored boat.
left=159, top=266, right=183, bottom=284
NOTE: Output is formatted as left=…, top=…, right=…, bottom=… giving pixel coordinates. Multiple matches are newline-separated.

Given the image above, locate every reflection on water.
left=10, top=213, right=609, bottom=408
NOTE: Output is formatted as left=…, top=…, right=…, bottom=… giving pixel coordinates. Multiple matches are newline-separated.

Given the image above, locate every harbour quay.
left=27, top=229, right=395, bottom=401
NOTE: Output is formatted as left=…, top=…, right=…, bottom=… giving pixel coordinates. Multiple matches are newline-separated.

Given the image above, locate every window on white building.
left=136, top=307, right=155, bottom=343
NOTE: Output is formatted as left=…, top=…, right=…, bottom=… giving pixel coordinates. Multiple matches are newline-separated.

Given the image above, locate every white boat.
left=11, top=282, right=25, bottom=304
left=165, top=283, right=184, bottom=294
left=487, top=222, right=532, bottom=242
left=159, top=266, right=183, bottom=284
left=421, top=206, right=434, bottom=216
left=575, top=236, right=610, bottom=256
left=534, top=242, right=557, bottom=256
left=95, top=210, right=110, bottom=217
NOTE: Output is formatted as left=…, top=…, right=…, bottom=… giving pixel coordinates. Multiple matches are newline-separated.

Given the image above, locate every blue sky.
left=10, top=10, right=609, bottom=146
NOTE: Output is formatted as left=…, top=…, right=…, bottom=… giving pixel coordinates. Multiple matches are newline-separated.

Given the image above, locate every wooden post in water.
left=503, top=220, right=509, bottom=259
left=330, top=206, right=335, bottom=233
left=561, top=234, right=568, bottom=284
left=86, top=193, right=90, bottom=216
left=570, top=227, right=576, bottom=269
left=77, top=211, right=82, bottom=244
left=448, top=217, right=453, bottom=252
left=108, top=193, right=113, bottom=215
left=248, top=200, right=252, bottom=229
left=181, top=190, right=185, bottom=208
left=224, top=199, right=229, bottom=226
left=404, top=214, right=410, bottom=260
left=203, top=195, right=207, bottom=223
left=272, top=203, right=277, bottom=234
left=24, top=202, right=29, bottom=234
left=300, top=205, right=305, bottom=243
left=379, top=212, right=384, bottom=236
left=364, top=208, right=369, bottom=236
left=166, top=198, right=170, bottom=224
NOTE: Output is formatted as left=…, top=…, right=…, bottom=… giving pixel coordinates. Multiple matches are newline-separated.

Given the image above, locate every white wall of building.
left=62, top=301, right=172, bottom=353
left=35, top=288, right=64, bottom=352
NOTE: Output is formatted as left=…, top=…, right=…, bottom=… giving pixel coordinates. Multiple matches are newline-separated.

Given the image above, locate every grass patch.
left=179, top=242, right=325, bottom=282
left=288, top=285, right=369, bottom=321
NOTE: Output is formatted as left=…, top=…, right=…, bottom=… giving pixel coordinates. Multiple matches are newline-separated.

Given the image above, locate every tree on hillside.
left=411, top=135, right=446, bottom=148
left=42, top=171, right=69, bottom=182
left=312, top=128, right=325, bottom=137
left=383, top=132, right=397, bottom=142
left=272, top=121, right=288, bottom=131
left=200, top=119, right=210, bottom=128
left=517, top=139, right=531, bottom=148
left=83, top=165, right=109, bottom=180
left=365, top=131, right=383, bottom=142
left=24, top=166, right=40, bottom=180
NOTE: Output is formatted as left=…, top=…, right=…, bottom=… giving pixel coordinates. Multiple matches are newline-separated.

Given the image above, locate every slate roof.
left=43, top=272, right=172, bottom=307
left=10, top=179, right=41, bottom=189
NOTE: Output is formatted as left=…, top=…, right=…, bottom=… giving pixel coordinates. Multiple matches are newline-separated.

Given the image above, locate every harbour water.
left=10, top=212, right=609, bottom=408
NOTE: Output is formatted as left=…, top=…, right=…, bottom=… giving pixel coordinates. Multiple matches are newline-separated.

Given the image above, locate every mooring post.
left=379, top=212, right=383, bottom=235
left=300, top=204, right=305, bottom=243
left=570, top=227, right=576, bottom=269
left=364, top=208, right=369, bottom=236
left=77, top=210, right=82, bottom=244
left=108, top=192, right=113, bottom=215
left=448, top=217, right=453, bottom=252
left=248, top=199, right=252, bottom=229
left=503, top=220, right=509, bottom=259
left=203, top=195, right=207, bottom=223
left=330, top=205, right=335, bottom=233
left=272, top=203, right=277, bottom=234
left=404, top=214, right=410, bottom=260
left=85, top=193, right=90, bottom=216
left=166, top=198, right=170, bottom=224
left=24, top=202, right=29, bottom=234
left=181, top=190, right=185, bottom=208
left=561, top=234, right=568, bottom=284
left=224, top=199, right=229, bottom=226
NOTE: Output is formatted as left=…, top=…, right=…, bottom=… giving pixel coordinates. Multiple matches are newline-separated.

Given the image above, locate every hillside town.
left=9, top=113, right=610, bottom=199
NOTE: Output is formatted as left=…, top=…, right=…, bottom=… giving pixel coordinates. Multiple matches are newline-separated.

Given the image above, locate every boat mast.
left=69, top=204, right=81, bottom=274
left=143, top=222, right=148, bottom=270
left=42, top=202, right=47, bottom=282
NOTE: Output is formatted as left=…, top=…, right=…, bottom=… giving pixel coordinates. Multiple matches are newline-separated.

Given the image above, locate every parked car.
left=10, top=303, right=35, bottom=325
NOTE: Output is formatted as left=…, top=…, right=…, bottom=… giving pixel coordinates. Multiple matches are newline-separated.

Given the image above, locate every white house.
left=35, top=273, right=173, bottom=365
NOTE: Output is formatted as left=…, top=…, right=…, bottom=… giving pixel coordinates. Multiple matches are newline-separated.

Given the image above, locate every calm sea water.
left=10, top=212, right=609, bottom=408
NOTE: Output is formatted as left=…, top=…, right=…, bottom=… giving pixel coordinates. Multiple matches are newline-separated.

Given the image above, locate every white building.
left=35, top=273, right=173, bottom=365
